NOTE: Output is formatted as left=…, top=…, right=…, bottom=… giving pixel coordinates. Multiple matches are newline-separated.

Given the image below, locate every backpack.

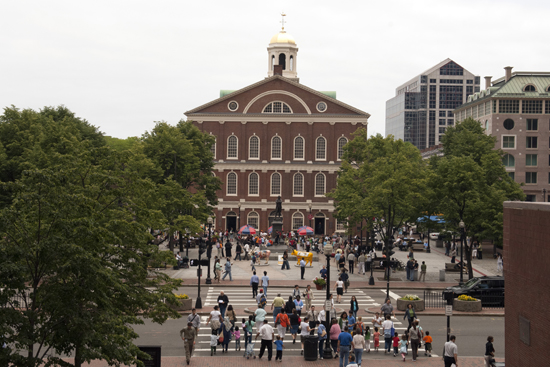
left=259, top=295, right=267, bottom=308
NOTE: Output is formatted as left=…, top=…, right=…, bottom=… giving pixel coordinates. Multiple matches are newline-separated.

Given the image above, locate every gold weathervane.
left=280, top=12, right=286, bottom=31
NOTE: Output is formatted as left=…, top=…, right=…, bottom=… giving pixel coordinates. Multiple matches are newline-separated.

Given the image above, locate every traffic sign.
left=445, top=305, right=453, bottom=316
left=308, top=214, right=314, bottom=220
left=325, top=300, right=332, bottom=310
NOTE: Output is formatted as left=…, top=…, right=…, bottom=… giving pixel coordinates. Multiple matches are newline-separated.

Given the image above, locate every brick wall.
left=503, top=201, right=550, bottom=365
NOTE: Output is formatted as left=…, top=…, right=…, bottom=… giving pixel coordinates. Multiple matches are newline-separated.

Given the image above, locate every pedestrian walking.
left=254, top=306, right=267, bottom=334
left=255, top=320, right=274, bottom=361
left=444, top=335, right=458, bottom=367
left=406, top=258, right=414, bottom=281
left=330, top=318, right=342, bottom=357
left=243, top=242, right=250, bottom=261
left=497, top=254, right=503, bottom=273
left=187, top=308, right=201, bottom=333
left=289, top=309, right=300, bottom=344
left=334, top=277, right=344, bottom=303
left=380, top=299, right=394, bottom=319
left=293, top=295, right=304, bottom=316
left=423, top=330, right=433, bottom=357
left=399, top=334, right=408, bottom=361
left=214, top=258, right=222, bottom=283
left=451, top=245, right=457, bottom=263
left=381, top=315, right=393, bottom=354
left=403, top=303, right=417, bottom=331
left=292, top=284, right=301, bottom=300
left=299, top=316, right=311, bottom=355
left=357, top=252, right=365, bottom=275
left=217, top=291, right=229, bottom=318
left=275, top=308, right=290, bottom=338
left=341, top=269, right=350, bottom=292
left=407, top=322, right=421, bottom=361
left=206, top=306, right=223, bottom=331
left=304, top=285, right=314, bottom=310
left=347, top=354, right=358, bottom=367
left=271, top=293, right=285, bottom=323
left=232, top=326, right=241, bottom=351
left=250, top=271, right=259, bottom=298
left=392, top=332, right=400, bottom=357
left=225, top=240, right=232, bottom=258
left=299, top=258, right=306, bottom=279
left=274, top=335, right=285, bottom=361
left=220, top=316, right=232, bottom=353
left=348, top=252, right=355, bottom=274
left=234, top=242, right=242, bottom=261
left=222, top=258, right=233, bottom=281
left=445, top=241, right=451, bottom=256
left=307, top=305, right=318, bottom=331
left=350, top=296, right=359, bottom=319
left=484, top=335, right=495, bottom=366
left=243, top=316, right=255, bottom=352
left=317, top=320, right=327, bottom=359
left=261, top=271, right=269, bottom=296
left=419, top=261, right=427, bottom=282
left=352, top=327, right=365, bottom=367
left=226, top=304, right=237, bottom=327
left=180, top=322, right=197, bottom=365
left=337, top=326, right=353, bottom=367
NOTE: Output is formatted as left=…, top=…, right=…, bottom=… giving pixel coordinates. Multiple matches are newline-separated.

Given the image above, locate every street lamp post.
left=308, top=203, right=312, bottom=228
left=323, top=244, right=333, bottom=359
left=369, top=228, right=375, bottom=286
left=195, top=239, right=204, bottom=309
left=206, top=216, right=213, bottom=285
left=238, top=202, right=241, bottom=230
left=459, top=220, right=465, bottom=285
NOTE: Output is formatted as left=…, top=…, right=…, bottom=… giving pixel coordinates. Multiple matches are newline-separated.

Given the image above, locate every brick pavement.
left=65, top=355, right=504, bottom=366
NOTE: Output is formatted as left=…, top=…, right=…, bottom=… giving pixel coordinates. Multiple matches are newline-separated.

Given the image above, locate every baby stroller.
left=244, top=342, right=256, bottom=359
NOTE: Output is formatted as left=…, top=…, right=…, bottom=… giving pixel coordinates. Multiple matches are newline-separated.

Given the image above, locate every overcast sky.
left=2, top=0, right=549, bottom=139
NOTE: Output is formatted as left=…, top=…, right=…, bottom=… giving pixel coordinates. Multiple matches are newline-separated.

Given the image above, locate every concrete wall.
left=503, top=201, right=550, bottom=365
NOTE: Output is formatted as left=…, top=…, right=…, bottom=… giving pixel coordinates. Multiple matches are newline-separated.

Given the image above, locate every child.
left=423, top=331, right=433, bottom=357
left=364, top=326, right=371, bottom=353
left=274, top=335, right=284, bottom=361
left=348, top=311, right=356, bottom=333
left=347, top=354, right=358, bottom=367
left=373, top=327, right=380, bottom=352
left=233, top=326, right=241, bottom=351
left=399, top=334, right=408, bottom=362
left=392, top=332, right=400, bottom=357
left=210, top=330, right=218, bottom=356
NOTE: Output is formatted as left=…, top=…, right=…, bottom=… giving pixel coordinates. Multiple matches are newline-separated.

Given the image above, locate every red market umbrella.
left=238, top=224, right=257, bottom=235
left=297, top=226, right=314, bottom=236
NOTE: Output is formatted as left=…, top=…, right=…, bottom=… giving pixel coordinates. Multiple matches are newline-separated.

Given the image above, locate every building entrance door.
left=314, top=214, right=325, bottom=235
left=226, top=212, right=237, bottom=232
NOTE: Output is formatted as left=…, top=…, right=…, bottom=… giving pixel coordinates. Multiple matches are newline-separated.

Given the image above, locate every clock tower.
left=267, top=14, right=299, bottom=82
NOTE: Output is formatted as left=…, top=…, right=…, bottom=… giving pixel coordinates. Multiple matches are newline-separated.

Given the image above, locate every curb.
left=363, top=306, right=505, bottom=317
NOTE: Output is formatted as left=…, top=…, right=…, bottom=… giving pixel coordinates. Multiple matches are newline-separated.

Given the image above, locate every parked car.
left=442, top=276, right=505, bottom=307
left=429, top=232, right=439, bottom=240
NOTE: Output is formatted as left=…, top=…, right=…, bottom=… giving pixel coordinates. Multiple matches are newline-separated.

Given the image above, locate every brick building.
left=454, top=68, right=550, bottom=201
left=185, top=28, right=370, bottom=234
left=503, top=201, right=550, bottom=365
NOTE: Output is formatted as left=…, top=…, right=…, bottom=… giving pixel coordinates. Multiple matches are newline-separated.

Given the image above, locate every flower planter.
left=397, top=298, right=425, bottom=312
left=315, top=284, right=324, bottom=290
left=170, top=299, right=193, bottom=312
left=453, top=299, right=481, bottom=312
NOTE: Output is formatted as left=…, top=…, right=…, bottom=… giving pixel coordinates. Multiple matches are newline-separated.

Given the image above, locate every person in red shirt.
left=392, top=332, right=400, bottom=356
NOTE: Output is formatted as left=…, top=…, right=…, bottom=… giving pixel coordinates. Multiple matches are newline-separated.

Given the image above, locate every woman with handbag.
left=403, top=303, right=417, bottom=331
left=407, top=322, right=421, bottom=362
left=220, top=316, right=233, bottom=353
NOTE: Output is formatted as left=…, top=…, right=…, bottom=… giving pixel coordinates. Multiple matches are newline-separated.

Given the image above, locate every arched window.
left=290, top=55, right=294, bottom=71
left=294, top=136, right=304, bottom=160
left=227, top=135, right=238, bottom=159
left=249, top=135, right=260, bottom=159
left=279, top=53, right=286, bottom=70
left=293, top=172, right=304, bottom=196
left=271, top=55, right=275, bottom=71
left=271, top=136, right=282, bottom=159
left=315, top=173, right=326, bottom=196
left=502, top=154, right=515, bottom=167
left=263, top=101, right=292, bottom=114
left=337, top=137, right=348, bottom=160
left=523, top=84, right=536, bottom=92
left=248, top=172, right=259, bottom=196
left=271, top=172, right=281, bottom=196
left=210, top=139, right=216, bottom=159
left=247, top=211, right=259, bottom=229
left=227, top=172, right=237, bottom=195
left=292, top=212, right=304, bottom=230
left=316, top=136, right=326, bottom=160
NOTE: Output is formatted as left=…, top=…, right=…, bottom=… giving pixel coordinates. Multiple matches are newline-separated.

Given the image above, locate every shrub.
left=175, top=294, right=190, bottom=299
left=400, top=294, right=420, bottom=301
left=457, top=294, right=478, bottom=301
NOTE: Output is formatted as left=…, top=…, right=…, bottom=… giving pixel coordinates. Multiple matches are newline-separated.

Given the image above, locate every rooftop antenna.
left=280, top=12, right=286, bottom=31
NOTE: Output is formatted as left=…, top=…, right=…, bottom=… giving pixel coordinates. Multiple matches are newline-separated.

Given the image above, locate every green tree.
left=430, top=118, right=524, bottom=278
left=330, top=130, right=429, bottom=269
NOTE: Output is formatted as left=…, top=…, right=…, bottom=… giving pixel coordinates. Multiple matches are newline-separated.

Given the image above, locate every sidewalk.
left=66, top=356, right=504, bottom=366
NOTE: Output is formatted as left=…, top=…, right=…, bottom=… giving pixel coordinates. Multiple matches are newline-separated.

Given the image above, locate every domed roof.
left=270, top=31, right=296, bottom=45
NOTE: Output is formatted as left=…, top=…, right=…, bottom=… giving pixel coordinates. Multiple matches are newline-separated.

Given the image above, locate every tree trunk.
left=74, top=344, right=82, bottom=367
left=169, top=233, right=174, bottom=252
left=466, top=236, right=474, bottom=279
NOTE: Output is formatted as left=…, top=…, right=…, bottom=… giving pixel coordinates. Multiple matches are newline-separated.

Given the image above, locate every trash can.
left=303, top=335, right=319, bottom=361
left=413, top=269, right=419, bottom=281
left=435, top=239, right=443, bottom=248
left=439, top=269, right=446, bottom=281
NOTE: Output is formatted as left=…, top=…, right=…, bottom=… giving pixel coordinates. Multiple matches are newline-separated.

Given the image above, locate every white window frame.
left=270, top=172, right=281, bottom=196
left=271, top=135, right=282, bottom=160
left=210, top=137, right=216, bottom=159
left=315, top=136, right=326, bottom=161
left=336, top=220, right=346, bottom=232
left=337, top=136, right=348, bottom=161
left=315, top=172, right=326, bottom=197
left=292, top=212, right=304, bottom=230
left=294, top=136, right=305, bottom=160
left=293, top=172, right=304, bottom=197
left=227, top=135, right=238, bottom=159
left=226, top=172, right=237, bottom=196
left=248, top=172, right=259, bottom=196
left=262, top=101, right=293, bottom=114
left=249, top=135, right=260, bottom=160
left=501, top=134, right=516, bottom=150
left=247, top=211, right=260, bottom=229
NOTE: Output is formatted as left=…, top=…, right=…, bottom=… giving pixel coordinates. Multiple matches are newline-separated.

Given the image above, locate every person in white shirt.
left=299, top=317, right=311, bottom=355
left=371, top=312, right=383, bottom=330
left=381, top=315, right=394, bottom=354
left=255, top=320, right=274, bottom=361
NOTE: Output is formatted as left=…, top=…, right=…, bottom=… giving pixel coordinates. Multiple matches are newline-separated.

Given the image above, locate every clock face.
left=317, top=102, right=327, bottom=112
left=228, top=101, right=238, bottom=111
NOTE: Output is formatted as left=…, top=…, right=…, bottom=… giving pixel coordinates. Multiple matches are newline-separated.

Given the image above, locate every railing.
left=423, top=290, right=446, bottom=308
left=423, top=290, right=505, bottom=309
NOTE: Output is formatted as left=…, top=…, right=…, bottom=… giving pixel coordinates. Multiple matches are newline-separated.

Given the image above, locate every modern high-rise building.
left=386, top=59, right=480, bottom=149
left=454, top=67, right=550, bottom=202
left=185, top=26, right=370, bottom=234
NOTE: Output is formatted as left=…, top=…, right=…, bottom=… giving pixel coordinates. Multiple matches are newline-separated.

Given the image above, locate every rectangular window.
left=526, top=154, right=538, bottom=166
left=499, top=100, right=520, bottom=114
left=439, top=127, right=446, bottom=133
left=439, top=85, right=464, bottom=109
left=439, top=111, right=446, bottom=117
left=523, top=100, right=543, bottom=114
left=336, top=220, right=345, bottom=232
left=430, top=78, right=436, bottom=83
left=526, top=172, right=537, bottom=184
left=546, top=101, right=550, bottom=114
left=439, top=119, right=446, bottom=125
left=525, top=194, right=536, bottom=202
left=448, top=119, right=454, bottom=125
left=421, top=75, right=427, bottom=83
left=508, top=172, right=515, bottom=181
left=502, top=136, right=515, bottom=149
left=527, top=118, right=538, bottom=131
left=526, top=136, right=538, bottom=149
left=467, top=80, right=473, bottom=84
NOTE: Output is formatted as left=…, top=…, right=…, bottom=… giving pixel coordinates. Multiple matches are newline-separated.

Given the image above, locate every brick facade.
left=186, top=75, right=369, bottom=234
left=503, top=201, right=550, bottom=365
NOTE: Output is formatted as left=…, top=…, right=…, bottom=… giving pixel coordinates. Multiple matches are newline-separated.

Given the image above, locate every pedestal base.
left=271, top=219, right=283, bottom=242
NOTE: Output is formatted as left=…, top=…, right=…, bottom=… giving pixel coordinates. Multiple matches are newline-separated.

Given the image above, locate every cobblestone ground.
left=66, top=355, right=504, bottom=366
